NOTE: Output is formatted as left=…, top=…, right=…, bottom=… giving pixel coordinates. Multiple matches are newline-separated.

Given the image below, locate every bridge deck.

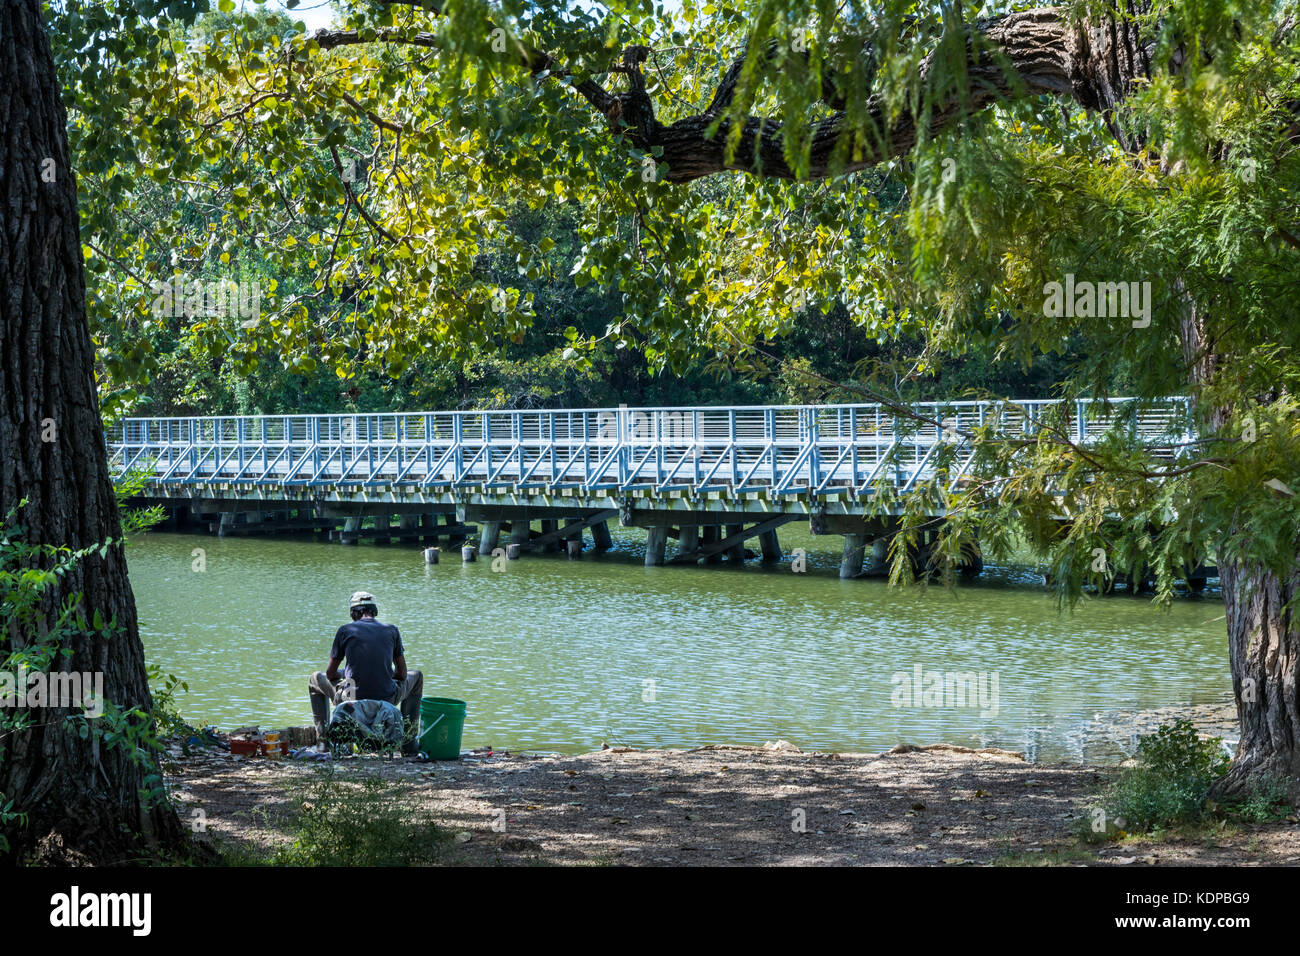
left=109, top=398, right=1189, bottom=510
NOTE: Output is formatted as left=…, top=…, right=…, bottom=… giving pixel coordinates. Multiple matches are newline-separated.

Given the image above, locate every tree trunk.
left=1180, top=291, right=1300, bottom=804
left=0, top=0, right=188, bottom=862
left=1211, top=558, right=1300, bottom=802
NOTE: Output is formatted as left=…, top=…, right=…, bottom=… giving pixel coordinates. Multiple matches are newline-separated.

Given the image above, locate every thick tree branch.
left=312, top=28, right=439, bottom=51
left=645, top=7, right=1151, bottom=182
left=309, top=5, right=1158, bottom=183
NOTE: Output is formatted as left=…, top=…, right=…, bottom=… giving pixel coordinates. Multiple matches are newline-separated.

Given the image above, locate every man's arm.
left=392, top=625, right=406, bottom=682
left=326, top=626, right=347, bottom=682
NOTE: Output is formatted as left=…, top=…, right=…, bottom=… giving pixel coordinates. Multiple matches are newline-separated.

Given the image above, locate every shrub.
left=1104, top=719, right=1230, bottom=832
left=269, top=773, right=454, bottom=867
left=1224, top=774, right=1292, bottom=824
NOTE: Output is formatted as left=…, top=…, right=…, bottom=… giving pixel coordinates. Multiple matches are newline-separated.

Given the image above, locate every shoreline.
left=507, top=695, right=1241, bottom=763
left=1090, top=696, right=1239, bottom=755
left=193, top=693, right=1244, bottom=766
left=163, top=695, right=1292, bottom=868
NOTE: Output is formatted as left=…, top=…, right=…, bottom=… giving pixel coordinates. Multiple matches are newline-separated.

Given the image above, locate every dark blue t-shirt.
left=330, top=618, right=404, bottom=701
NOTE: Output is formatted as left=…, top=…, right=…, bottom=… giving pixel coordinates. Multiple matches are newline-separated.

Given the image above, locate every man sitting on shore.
left=309, top=590, right=423, bottom=754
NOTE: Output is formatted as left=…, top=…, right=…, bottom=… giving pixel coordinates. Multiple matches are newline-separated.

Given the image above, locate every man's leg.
left=308, top=671, right=338, bottom=746
left=392, top=670, right=424, bottom=754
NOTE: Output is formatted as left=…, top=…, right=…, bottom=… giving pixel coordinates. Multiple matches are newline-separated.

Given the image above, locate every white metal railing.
left=105, top=398, right=1192, bottom=496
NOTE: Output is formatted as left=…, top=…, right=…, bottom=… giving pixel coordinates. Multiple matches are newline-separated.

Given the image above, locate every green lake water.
left=127, top=526, right=1232, bottom=762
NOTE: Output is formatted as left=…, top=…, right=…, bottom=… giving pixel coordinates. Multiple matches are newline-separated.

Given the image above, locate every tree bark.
left=1179, top=291, right=1300, bottom=803
left=602, top=7, right=1154, bottom=181
left=0, top=0, right=188, bottom=862
left=1212, top=558, right=1300, bottom=802
left=318, top=5, right=1158, bottom=182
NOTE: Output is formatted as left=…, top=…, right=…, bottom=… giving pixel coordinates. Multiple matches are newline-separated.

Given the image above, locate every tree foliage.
left=43, top=0, right=1296, bottom=598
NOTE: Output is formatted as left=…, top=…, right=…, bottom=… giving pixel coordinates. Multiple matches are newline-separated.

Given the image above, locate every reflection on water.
left=127, top=526, right=1230, bottom=763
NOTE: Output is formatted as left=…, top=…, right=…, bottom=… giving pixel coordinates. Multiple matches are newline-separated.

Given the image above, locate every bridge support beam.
left=759, top=529, right=782, bottom=562
left=645, top=526, right=668, bottom=566
left=479, top=521, right=501, bottom=556
left=445, top=512, right=468, bottom=545
left=565, top=516, right=585, bottom=547
left=524, top=510, right=617, bottom=553
left=673, top=515, right=793, bottom=565
left=591, top=520, right=613, bottom=551
left=510, top=520, right=531, bottom=547
left=565, top=516, right=584, bottom=557
left=539, top=519, right=558, bottom=552
left=678, top=525, right=698, bottom=560
left=217, top=512, right=236, bottom=537
left=906, top=528, right=939, bottom=578
left=341, top=515, right=361, bottom=546
left=399, top=514, right=420, bottom=543
left=374, top=514, right=392, bottom=544
left=700, top=526, right=722, bottom=564
left=864, top=536, right=890, bottom=575
left=841, top=533, right=866, bottom=579
left=812, top=514, right=888, bottom=536
left=726, top=523, right=746, bottom=562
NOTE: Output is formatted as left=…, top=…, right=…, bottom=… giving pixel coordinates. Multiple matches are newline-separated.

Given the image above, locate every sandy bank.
left=167, top=735, right=1298, bottom=866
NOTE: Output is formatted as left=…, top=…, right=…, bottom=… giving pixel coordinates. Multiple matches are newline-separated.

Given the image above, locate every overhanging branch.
left=307, top=4, right=1159, bottom=184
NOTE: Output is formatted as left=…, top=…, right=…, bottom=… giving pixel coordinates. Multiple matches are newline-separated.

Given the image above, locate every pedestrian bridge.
left=108, top=397, right=1192, bottom=576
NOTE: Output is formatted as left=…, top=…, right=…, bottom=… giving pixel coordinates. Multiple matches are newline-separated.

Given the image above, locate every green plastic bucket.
left=418, top=697, right=466, bottom=759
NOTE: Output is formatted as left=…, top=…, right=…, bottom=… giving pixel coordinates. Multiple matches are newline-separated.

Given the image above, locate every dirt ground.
left=167, top=739, right=1300, bottom=866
